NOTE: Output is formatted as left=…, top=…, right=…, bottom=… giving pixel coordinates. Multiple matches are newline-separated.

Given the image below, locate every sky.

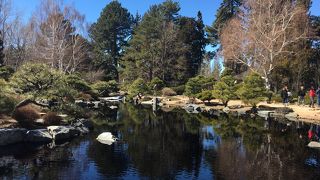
left=12, top=0, right=320, bottom=26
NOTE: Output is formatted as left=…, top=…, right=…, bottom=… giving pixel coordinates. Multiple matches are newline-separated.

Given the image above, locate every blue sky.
left=13, top=0, right=320, bottom=25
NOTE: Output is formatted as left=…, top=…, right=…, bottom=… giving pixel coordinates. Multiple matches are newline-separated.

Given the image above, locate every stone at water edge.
left=96, top=132, right=117, bottom=145
left=47, top=126, right=80, bottom=141
left=0, top=128, right=27, bottom=146
left=25, top=129, right=52, bottom=143
left=308, top=141, right=320, bottom=148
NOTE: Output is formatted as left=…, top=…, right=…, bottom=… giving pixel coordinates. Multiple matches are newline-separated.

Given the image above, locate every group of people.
left=281, top=85, right=320, bottom=107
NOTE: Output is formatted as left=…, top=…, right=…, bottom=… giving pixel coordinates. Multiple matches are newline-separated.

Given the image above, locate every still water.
left=1, top=104, right=320, bottom=180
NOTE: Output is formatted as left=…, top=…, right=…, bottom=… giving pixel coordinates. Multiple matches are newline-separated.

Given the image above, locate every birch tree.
left=221, top=0, right=309, bottom=88
left=33, top=0, right=88, bottom=73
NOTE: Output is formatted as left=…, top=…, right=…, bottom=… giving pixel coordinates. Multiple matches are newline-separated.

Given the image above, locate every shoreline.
left=142, top=95, right=320, bottom=124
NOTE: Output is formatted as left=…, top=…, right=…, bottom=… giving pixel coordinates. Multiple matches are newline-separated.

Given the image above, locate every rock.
left=275, top=107, right=294, bottom=114
left=47, top=126, right=80, bottom=141
left=72, top=119, right=93, bottom=130
left=258, top=105, right=277, bottom=111
left=96, top=132, right=117, bottom=145
left=257, top=111, right=274, bottom=119
left=308, top=141, right=320, bottom=148
left=0, top=128, right=27, bottom=146
left=25, top=129, right=52, bottom=143
left=223, top=107, right=230, bottom=113
left=228, top=105, right=244, bottom=109
left=285, top=112, right=299, bottom=121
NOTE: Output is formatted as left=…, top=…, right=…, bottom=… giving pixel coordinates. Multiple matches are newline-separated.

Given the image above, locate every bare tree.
left=221, top=0, right=309, bottom=88
left=32, top=0, right=88, bottom=73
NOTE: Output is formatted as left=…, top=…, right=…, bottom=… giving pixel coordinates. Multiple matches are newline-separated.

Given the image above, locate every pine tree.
left=206, top=0, right=242, bottom=47
left=89, top=1, right=134, bottom=81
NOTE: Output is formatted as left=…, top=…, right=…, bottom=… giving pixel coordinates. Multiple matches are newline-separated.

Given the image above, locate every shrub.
left=185, top=76, right=215, bottom=97
left=237, top=73, right=267, bottom=106
left=162, top=87, right=177, bottom=96
left=128, top=78, right=149, bottom=96
left=92, top=80, right=119, bottom=97
left=0, top=66, right=14, bottom=80
left=43, top=112, right=63, bottom=126
left=171, top=85, right=185, bottom=95
left=13, top=105, right=40, bottom=127
left=0, top=95, right=16, bottom=115
left=213, top=75, right=238, bottom=106
left=65, top=74, right=91, bottom=92
left=10, top=63, right=63, bottom=98
left=148, top=77, right=164, bottom=91
left=196, top=90, right=214, bottom=102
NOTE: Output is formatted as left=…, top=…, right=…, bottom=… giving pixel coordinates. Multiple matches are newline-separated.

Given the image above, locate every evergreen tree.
left=212, top=68, right=238, bottom=106
left=90, top=1, right=134, bottom=81
left=0, top=30, right=4, bottom=66
left=206, top=0, right=242, bottom=47
left=237, top=73, right=267, bottom=106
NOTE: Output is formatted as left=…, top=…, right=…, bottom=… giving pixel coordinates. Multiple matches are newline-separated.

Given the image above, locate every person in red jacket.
left=309, top=86, right=316, bottom=108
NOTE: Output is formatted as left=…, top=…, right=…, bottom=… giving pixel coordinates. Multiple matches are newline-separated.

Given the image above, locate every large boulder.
left=0, top=128, right=27, bottom=146
left=25, top=129, right=52, bottom=143
left=47, top=126, right=80, bottom=141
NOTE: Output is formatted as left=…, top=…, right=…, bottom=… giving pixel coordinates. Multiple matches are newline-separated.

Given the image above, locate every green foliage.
left=206, top=0, right=242, bottom=47
left=65, top=74, right=91, bottom=92
left=90, top=1, right=134, bottom=80
left=171, top=85, right=185, bottom=95
left=91, top=80, right=119, bottom=97
left=148, top=77, right=165, bottom=91
left=0, top=95, right=16, bottom=115
left=185, top=75, right=215, bottom=97
left=196, top=90, right=214, bottom=102
left=220, top=67, right=234, bottom=78
left=128, top=78, right=149, bottom=96
left=237, top=73, right=267, bottom=106
left=212, top=75, right=238, bottom=106
left=10, top=63, right=63, bottom=98
left=0, top=66, right=14, bottom=80
left=121, top=1, right=206, bottom=85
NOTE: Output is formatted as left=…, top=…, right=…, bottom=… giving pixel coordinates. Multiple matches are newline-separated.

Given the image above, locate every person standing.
left=298, top=86, right=306, bottom=106
left=309, top=86, right=316, bottom=108
left=316, top=87, right=320, bottom=107
left=281, top=86, right=289, bottom=107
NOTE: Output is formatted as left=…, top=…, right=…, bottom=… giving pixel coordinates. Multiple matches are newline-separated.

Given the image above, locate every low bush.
left=162, top=87, right=177, bottom=96
left=13, top=105, right=40, bottom=127
left=92, top=80, right=119, bottom=97
left=43, top=112, right=63, bottom=126
left=196, top=90, right=214, bottom=102
left=171, top=85, right=185, bottom=95
left=0, top=95, right=16, bottom=115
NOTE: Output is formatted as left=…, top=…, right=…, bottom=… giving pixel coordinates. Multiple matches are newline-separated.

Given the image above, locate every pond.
left=1, top=104, right=320, bottom=179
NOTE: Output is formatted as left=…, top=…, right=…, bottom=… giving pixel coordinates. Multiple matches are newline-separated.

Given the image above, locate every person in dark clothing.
left=281, top=86, right=289, bottom=106
left=297, top=86, right=306, bottom=106
left=316, top=87, right=320, bottom=107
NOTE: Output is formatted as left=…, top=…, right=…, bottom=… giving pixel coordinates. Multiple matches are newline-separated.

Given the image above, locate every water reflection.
left=1, top=104, right=320, bottom=179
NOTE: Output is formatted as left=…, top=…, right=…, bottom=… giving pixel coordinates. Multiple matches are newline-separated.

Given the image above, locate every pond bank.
left=142, top=95, right=320, bottom=124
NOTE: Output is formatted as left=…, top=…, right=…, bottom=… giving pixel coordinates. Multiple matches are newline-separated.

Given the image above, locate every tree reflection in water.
left=1, top=104, right=320, bottom=179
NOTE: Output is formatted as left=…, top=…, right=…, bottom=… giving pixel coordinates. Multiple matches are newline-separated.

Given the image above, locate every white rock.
left=96, top=132, right=117, bottom=145
left=47, top=126, right=80, bottom=140
left=308, top=141, right=320, bottom=148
